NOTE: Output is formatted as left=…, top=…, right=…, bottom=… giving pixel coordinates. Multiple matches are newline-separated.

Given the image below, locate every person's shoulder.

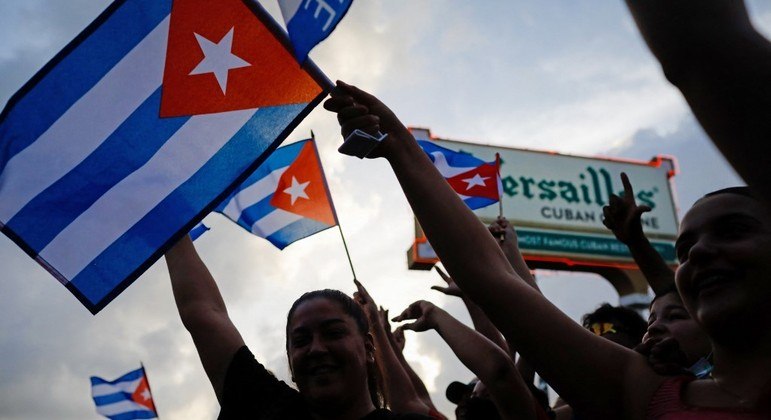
left=362, top=409, right=434, bottom=420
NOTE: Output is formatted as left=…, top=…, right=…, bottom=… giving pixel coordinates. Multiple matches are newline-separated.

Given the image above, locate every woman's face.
left=287, top=297, right=373, bottom=407
left=643, top=292, right=711, bottom=366
left=675, top=193, right=771, bottom=343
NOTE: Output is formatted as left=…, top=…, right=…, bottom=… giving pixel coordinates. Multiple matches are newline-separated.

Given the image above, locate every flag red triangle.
left=160, top=0, right=322, bottom=117
left=270, top=141, right=337, bottom=226
left=130, top=375, right=156, bottom=412
left=446, top=163, right=500, bottom=200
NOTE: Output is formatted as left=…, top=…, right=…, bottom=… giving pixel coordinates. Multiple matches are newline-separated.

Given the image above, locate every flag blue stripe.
left=253, top=139, right=306, bottom=173
left=108, top=410, right=157, bottom=420
left=93, top=392, right=132, bottom=406
left=69, top=104, right=306, bottom=305
left=91, top=368, right=144, bottom=385
left=417, top=140, right=486, bottom=167
left=0, top=0, right=170, bottom=167
left=6, top=89, right=188, bottom=252
left=234, top=195, right=276, bottom=230
left=214, top=140, right=304, bottom=212
left=464, top=197, right=497, bottom=210
left=189, top=222, right=210, bottom=241
left=266, top=217, right=333, bottom=249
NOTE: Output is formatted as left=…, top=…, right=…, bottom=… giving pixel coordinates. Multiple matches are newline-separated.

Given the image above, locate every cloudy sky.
left=1, top=1, right=769, bottom=418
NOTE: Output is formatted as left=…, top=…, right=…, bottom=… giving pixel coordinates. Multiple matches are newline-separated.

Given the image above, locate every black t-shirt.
left=219, top=346, right=432, bottom=420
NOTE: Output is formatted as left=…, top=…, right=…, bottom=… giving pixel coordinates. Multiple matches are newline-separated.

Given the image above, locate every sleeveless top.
left=647, top=376, right=768, bottom=419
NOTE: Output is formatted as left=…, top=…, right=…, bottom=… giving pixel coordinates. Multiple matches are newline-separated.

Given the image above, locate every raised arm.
left=625, top=0, right=771, bottom=205
left=325, top=82, right=662, bottom=418
left=432, top=266, right=509, bottom=352
left=352, top=280, right=431, bottom=416
left=164, top=235, right=244, bottom=402
left=489, top=217, right=538, bottom=291
left=377, top=308, right=439, bottom=414
left=395, top=300, right=536, bottom=420
left=602, top=173, right=675, bottom=295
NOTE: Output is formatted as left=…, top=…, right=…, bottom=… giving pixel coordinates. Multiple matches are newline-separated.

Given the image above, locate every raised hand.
left=430, top=266, right=463, bottom=297
left=353, top=279, right=381, bottom=326
left=393, top=300, right=439, bottom=333
left=602, top=172, right=651, bottom=245
left=323, top=81, right=411, bottom=159
left=634, top=337, right=689, bottom=376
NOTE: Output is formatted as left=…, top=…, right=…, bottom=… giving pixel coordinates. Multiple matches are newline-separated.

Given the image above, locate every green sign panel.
left=516, top=228, right=676, bottom=264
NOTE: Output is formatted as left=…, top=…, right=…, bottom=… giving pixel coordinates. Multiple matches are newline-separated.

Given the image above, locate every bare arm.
left=395, top=301, right=536, bottom=420
left=602, top=173, right=675, bottom=295
left=625, top=0, right=771, bottom=205
left=489, top=217, right=538, bottom=292
left=325, top=82, right=663, bottom=418
left=433, top=266, right=509, bottom=352
left=353, top=280, right=431, bottom=415
left=380, top=308, right=439, bottom=412
left=164, top=236, right=244, bottom=402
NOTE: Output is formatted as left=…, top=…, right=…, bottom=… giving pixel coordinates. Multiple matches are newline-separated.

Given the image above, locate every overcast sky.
left=1, top=1, right=769, bottom=419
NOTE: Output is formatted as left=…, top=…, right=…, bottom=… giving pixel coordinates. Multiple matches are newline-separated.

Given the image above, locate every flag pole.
left=337, top=224, right=358, bottom=281
left=495, top=153, right=505, bottom=243
left=310, top=130, right=357, bottom=281
left=141, top=362, right=160, bottom=420
left=496, top=152, right=503, bottom=218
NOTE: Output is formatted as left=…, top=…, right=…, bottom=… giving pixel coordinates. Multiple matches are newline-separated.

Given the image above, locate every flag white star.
left=462, top=173, right=490, bottom=190
left=189, top=27, right=250, bottom=95
left=283, top=177, right=310, bottom=205
left=140, top=388, right=151, bottom=401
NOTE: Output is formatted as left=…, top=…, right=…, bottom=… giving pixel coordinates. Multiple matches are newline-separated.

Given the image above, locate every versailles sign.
left=408, top=128, right=679, bottom=269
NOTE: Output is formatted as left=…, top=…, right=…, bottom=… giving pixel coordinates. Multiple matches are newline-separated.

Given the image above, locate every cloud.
left=610, top=114, right=743, bottom=212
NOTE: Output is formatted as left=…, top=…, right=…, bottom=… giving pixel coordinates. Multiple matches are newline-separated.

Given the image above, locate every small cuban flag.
left=215, top=138, right=338, bottom=249
left=278, top=0, right=354, bottom=62
left=416, top=140, right=502, bottom=211
left=0, top=0, right=329, bottom=313
left=91, top=366, right=157, bottom=420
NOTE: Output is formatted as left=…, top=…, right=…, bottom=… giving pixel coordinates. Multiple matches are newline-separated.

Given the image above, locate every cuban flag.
left=0, top=0, right=329, bottom=313
left=216, top=138, right=337, bottom=249
left=278, top=0, right=354, bottom=62
left=417, top=140, right=502, bottom=210
left=91, top=367, right=157, bottom=420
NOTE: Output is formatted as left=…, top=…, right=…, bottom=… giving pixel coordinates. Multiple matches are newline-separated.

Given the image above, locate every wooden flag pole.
left=140, top=362, right=160, bottom=420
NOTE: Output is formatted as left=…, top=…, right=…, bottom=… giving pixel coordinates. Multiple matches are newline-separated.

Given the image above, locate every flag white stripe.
left=40, top=108, right=257, bottom=280
left=96, top=400, right=153, bottom=416
left=251, top=208, right=303, bottom=237
left=220, top=166, right=288, bottom=220
left=0, top=16, right=170, bottom=223
left=92, top=379, right=141, bottom=397
left=428, top=152, right=476, bottom=178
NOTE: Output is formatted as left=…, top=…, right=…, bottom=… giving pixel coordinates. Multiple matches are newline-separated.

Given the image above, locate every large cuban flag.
left=278, top=0, right=353, bottom=62
left=91, top=367, right=157, bottom=420
left=216, top=138, right=338, bottom=249
left=416, top=140, right=502, bottom=211
left=0, top=0, right=328, bottom=313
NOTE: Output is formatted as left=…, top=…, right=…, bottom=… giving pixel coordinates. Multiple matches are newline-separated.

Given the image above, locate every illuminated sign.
left=407, top=128, right=679, bottom=269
